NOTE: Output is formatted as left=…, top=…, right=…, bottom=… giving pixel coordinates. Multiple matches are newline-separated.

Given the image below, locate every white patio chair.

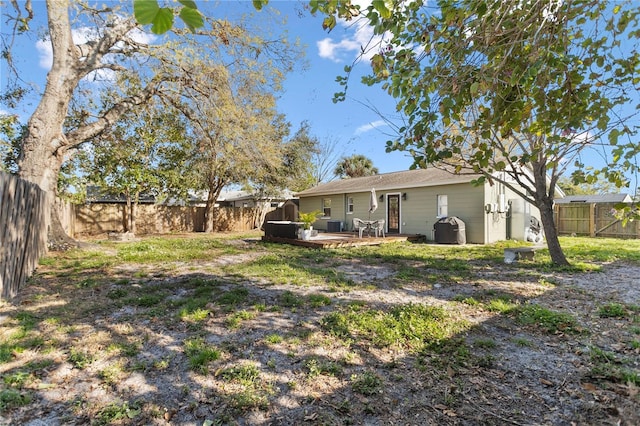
left=353, top=218, right=366, bottom=238
left=373, top=219, right=385, bottom=238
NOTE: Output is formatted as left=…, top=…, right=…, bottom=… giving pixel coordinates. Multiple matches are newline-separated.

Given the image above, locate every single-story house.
left=295, top=168, right=544, bottom=244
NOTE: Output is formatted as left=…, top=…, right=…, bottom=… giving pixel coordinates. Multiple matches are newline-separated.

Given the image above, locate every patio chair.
left=373, top=219, right=385, bottom=238
left=353, top=218, right=366, bottom=238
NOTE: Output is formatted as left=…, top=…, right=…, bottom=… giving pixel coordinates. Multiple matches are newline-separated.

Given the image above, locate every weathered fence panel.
left=0, top=172, right=49, bottom=300
left=73, top=204, right=256, bottom=236
left=555, top=202, right=640, bottom=238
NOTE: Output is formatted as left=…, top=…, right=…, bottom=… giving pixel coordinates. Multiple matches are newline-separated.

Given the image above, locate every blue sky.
left=1, top=0, right=415, bottom=175
left=1, top=0, right=637, bottom=188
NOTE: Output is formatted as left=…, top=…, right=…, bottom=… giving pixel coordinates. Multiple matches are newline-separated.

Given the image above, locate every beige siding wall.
left=397, top=183, right=486, bottom=243
left=298, top=195, right=347, bottom=231
left=482, top=183, right=541, bottom=243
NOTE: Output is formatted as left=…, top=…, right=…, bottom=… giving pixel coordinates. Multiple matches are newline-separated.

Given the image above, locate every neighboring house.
left=85, top=185, right=156, bottom=204
left=295, top=168, right=544, bottom=244
left=554, top=193, right=632, bottom=204
left=216, top=190, right=294, bottom=209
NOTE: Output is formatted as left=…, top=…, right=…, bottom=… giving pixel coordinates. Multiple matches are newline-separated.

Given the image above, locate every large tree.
left=2, top=0, right=297, bottom=246
left=79, top=98, right=189, bottom=234
left=318, top=0, right=639, bottom=266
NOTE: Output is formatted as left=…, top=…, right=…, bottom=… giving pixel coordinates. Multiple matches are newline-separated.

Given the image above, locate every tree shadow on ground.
left=1, top=241, right=638, bottom=425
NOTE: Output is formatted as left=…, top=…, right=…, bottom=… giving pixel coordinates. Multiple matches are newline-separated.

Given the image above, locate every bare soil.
left=1, top=238, right=639, bottom=426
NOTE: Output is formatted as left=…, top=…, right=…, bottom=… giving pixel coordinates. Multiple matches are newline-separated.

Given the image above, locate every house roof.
left=554, top=193, right=632, bottom=204
left=218, top=190, right=295, bottom=202
left=86, top=186, right=156, bottom=204
left=296, top=168, right=480, bottom=197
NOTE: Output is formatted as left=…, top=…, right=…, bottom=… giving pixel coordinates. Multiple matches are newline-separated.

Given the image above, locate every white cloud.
left=316, top=3, right=387, bottom=63
left=355, top=119, right=388, bottom=135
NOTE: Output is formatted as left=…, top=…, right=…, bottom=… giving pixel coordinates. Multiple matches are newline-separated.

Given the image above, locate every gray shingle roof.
left=554, top=193, right=632, bottom=204
left=296, top=168, right=480, bottom=197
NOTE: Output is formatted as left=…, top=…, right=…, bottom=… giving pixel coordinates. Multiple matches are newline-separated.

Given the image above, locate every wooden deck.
left=262, top=232, right=425, bottom=249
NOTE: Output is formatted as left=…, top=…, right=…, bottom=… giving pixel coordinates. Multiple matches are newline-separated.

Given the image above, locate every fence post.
left=589, top=203, right=596, bottom=237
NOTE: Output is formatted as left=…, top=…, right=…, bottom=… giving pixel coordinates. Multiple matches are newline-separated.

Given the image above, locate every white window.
left=347, top=197, right=354, bottom=214
left=323, top=198, right=331, bottom=218
left=437, top=195, right=448, bottom=218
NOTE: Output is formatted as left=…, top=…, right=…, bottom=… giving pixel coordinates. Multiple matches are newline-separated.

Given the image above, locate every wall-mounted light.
left=379, top=194, right=384, bottom=202
left=402, top=193, right=407, bottom=201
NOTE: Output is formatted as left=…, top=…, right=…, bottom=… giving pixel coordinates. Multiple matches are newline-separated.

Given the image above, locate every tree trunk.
left=16, top=0, right=158, bottom=248
left=203, top=191, right=216, bottom=233
left=538, top=197, right=569, bottom=266
left=531, top=160, right=570, bottom=266
left=17, top=0, right=82, bottom=249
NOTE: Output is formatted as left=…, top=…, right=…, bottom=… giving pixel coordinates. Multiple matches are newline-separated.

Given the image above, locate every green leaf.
left=179, top=6, right=204, bottom=32
left=372, top=0, right=392, bottom=19
left=178, top=0, right=198, bottom=8
left=134, top=0, right=160, bottom=25
left=323, top=15, right=336, bottom=31
left=470, top=82, right=479, bottom=95
left=252, top=0, right=268, bottom=11
left=151, top=8, right=174, bottom=34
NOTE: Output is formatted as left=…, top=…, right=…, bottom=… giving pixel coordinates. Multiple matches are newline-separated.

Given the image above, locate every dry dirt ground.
left=1, top=238, right=639, bottom=426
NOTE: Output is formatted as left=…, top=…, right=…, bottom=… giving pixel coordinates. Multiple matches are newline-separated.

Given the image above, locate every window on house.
left=437, top=194, right=448, bottom=218
left=347, top=197, right=354, bottom=214
left=323, top=198, right=331, bottom=218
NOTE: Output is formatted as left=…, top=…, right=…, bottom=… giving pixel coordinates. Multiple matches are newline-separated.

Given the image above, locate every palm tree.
left=334, top=154, right=379, bottom=179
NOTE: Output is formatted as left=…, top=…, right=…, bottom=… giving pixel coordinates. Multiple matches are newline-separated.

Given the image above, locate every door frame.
left=386, top=192, right=401, bottom=234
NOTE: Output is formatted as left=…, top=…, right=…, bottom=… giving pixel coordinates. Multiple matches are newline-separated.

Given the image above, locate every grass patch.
left=218, top=363, right=273, bottom=411
left=308, top=293, right=332, bottom=308
left=0, top=389, right=31, bottom=412
left=321, top=303, right=470, bottom=351
left=218, top=287, right=249, bottom=306
left=304, top=358, right=342, bottom=378
left=94, top=401, right=142, bottom=425
left=598, top=303, right=627, bottom=319
left=68, top=348, right=95, bottom=369
left=516, top=304, right=581, bottom=334
left=279, top=291, right=303, bottom=308
left=183, top=338, right=221, bottom=374
left=351, top=371, right=383, bottom=395
left=588, top=346, right=640, bottom=386
left=225, top=310, right=257, bottom=329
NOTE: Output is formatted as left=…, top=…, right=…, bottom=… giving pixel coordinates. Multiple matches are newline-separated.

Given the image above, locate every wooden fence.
left=73, top=203, right=257, bottom=236
left=0, top=172, right=49, bottom=299
left=554, top=202, right=640, bottom=238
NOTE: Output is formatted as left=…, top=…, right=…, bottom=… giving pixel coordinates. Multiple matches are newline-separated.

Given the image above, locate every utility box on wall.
left=327, top=220, right=343, bottom=232
left=509, top=198, right=530, bottom=241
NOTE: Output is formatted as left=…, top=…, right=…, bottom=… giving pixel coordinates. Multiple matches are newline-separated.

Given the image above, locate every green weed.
left=225, top=310, right=256, bottom=329
left=0, top=389, right=31, bottom=412
left=218, top=363, right=273, bottom=411
left=308, top=293, right=332, bottom=308
left=516, top=304, right=580, bottom=334
left=94, top=401, right=141, bottom=425
left=264, top=334, right=283, bottom=344
left=598, top=303, right=627, bottom=319
left=68, top=348, right=95, bottom=369
left=279, top=291, right=303, bottom=308
left=218, top=287, right=249, bottom=306
left=351, top=371, right=383, bottom=395
left=183, top=338, right=220, bottom=374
